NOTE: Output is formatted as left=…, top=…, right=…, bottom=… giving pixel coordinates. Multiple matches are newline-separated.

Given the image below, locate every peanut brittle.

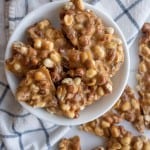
left=27, top=19, right=71, bottom=50
left=80, top=111, right=123, bottom=138
left=137, top=23, right=150, bottom=129
left=6, top=20, right=70, bottom=77
left=115, top=86, right=145, bottom=132
left=93, top=129, right=150, bottom=150
left=60, top=0, right=104, bottom=49
left=52, top=76, right=112, bottom=118
left=58, top=136, right=81, bottom=150
left=106, top=135, right=150, bottom=150
left=16, top=67, right=58, bottom=109
left=6, top=40, right=63, bottom=76
left=58, top=134, right=150, bottom=150
left=5, top=42, right=39, bottom=76
left=54, top=77, right=85, bottom=118
left=137, top=60, right=150, bottom=128
left=79, top=119, right=150, bottom=150
left=60, top=0, right=124, bottom=77
left=137, top=23, right=150, bottom=99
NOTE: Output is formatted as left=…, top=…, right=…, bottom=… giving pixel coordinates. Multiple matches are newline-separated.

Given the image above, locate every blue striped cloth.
left=1, top=0, right=150, bottom=150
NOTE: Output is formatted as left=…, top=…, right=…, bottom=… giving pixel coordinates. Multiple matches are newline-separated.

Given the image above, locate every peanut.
left=86, top=69, right=97, bottom=78
left=38, top=20, right=49, bottom=30
left=50, top=51, right=61, bottom=63
left=57, top=86, right=67, bottom=101
left=43, top=41, right=54, bottom=51
left=43, top=58, right=54, bottom=68
left=34, top=38, right=42, bottom=49
left=93, top=45, right=105, bottom=59
left=105, top=27, right=114, bottom=34
left=14, top=63, right=21, bottom=71
left=34, top=71, right=46, bottom=81
left=80, top=51, right=88, bottom=63
left=21, top=47, right=28, bottom=55
left=74, top=77, right=81, bottom=85
left=64, top=15, right=74, bottom=26
left=110, top=126, right=120, bottom=138
left=121, top=101, right=131, bottom=111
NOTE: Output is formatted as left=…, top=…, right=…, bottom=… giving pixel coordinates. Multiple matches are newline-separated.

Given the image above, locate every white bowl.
left=5, top=1, right=130, bottom=126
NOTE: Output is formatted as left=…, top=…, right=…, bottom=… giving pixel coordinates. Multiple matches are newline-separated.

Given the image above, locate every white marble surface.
left=0, top=0, right=6, bottom=60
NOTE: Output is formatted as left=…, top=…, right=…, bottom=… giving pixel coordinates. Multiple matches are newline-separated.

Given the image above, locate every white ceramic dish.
left=5, top=0, right=130, bottom=126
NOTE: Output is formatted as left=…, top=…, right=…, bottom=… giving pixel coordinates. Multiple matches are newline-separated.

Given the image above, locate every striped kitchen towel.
left=1, top=0, right=150, bottom=150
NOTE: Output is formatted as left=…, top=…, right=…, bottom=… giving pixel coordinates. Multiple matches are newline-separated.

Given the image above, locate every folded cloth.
left=1, top=0, right=150, bottom=149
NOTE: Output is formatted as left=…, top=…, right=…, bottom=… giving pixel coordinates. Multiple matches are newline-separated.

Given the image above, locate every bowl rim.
left=5, top=0, right=130, bottom=125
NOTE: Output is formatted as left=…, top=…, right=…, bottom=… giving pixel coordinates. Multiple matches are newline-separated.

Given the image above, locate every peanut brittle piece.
left=58, top=133, right=150, bottom=150
left=55, top=76, right=112, bottom=118
left=27, top=19, right=71, bottom=50
left=5, top=42, right=39, bottom=76
left=60, top=0, right=104, bottom=49
left=137, top=23, right=150, bottom=100
left=91, top=126, right=150, bottom=150
left=16, top=67, right=58, bottom=109
left=60, top=0, right=124, bottom=77
left=107, top=135, right=150, bottom=150
left=137, top=23, right=150, bottom=129
left=55, top=77, right=85, bottom=118
left=137, top=60, right=150, bottom=99
left=59, top=136, right=81, bottom=150
left=5, top=41, right=64, bottom=83
left=80, top=111, right=123, bottom=138
left=115, top=86, right=145, bottom=132
left=137, top=60, right=150, bottom=128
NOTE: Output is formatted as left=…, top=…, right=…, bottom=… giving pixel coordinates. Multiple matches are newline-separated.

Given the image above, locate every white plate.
left=5, top=1, right=130, bottom=126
